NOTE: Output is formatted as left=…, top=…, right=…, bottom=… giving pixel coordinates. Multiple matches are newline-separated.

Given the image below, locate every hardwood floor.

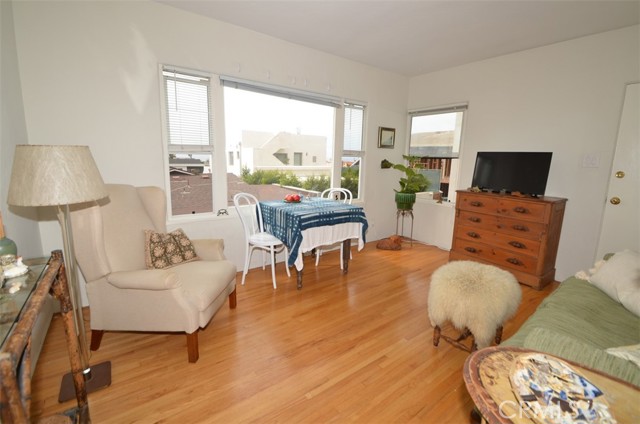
left=30, top=242, right=556, bottom=423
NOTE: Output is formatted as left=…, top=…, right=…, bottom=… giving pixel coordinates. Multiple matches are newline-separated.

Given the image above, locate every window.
left=341, top=103, right=365, bottom=198
left=273, top=152, right=289, bottom=165
left=160, top=69, right=366, bottom=215
left=222, top=78, right=345, bottom=205
left=408, top=105, right=466, bottom=201
left=161, top=67, right=214, bottom=216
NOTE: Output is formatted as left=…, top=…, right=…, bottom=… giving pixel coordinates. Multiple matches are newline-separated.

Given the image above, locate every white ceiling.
left=157, top=1, right=640, bottom=77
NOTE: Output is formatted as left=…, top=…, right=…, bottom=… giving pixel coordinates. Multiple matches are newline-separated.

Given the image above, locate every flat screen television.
left=471, top=151, right=552, bottom=197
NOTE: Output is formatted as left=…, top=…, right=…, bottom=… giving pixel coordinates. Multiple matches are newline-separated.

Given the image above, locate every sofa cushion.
left=144, top=228, right=199, bottom=269
left=521, top=328, right=640, bottom=387
left=502, top=276, right=640, bottom=385
left=505, top=277, right=639, bottom=349
left=606, top=344, right=640, bottom=368
left=589, top=249, right=640, bottom=316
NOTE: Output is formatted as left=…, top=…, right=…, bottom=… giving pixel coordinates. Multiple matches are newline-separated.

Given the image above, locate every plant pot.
left=395, top=192, right=416, bottom=210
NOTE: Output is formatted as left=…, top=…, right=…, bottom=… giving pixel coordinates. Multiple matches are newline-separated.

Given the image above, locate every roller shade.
left=220, top=75, right=342, bottom=108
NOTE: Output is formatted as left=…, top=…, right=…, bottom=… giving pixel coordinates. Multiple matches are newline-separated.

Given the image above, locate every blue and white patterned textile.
left=260, top=198, right=368, bottom=267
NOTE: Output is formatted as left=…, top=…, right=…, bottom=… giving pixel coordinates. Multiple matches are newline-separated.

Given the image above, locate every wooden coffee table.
left=463, top=346, right=639, bottom=424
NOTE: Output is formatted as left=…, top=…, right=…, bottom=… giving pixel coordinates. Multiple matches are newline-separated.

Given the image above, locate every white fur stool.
left=428, top=260, right=521, bottom=352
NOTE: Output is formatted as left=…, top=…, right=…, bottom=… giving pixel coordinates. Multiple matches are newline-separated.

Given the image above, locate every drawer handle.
left=470, top=201, right=483, bottom=207
left=512, top=224, right=529, bottom=232
left=464, top=247, right=478, bottom=253
left=466, top=231, right=480, bottom=238
left=469, top=217, right=481, bottom=223
left=506, top=257, right=523, bottom=266
left=509, top=241, right=525, bottom=249
left=513, top=207, right=528, bottom=214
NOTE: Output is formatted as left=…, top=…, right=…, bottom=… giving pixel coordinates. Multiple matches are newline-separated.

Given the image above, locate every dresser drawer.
left=452, top=239, right=539, bottom=274
left=495, top=198, right=548, bottom=222
left=457, top=193, right=547, bottom=222
left=456, top=193, right=501, bottom=214
left=457, top=210, right=546, bottom=239
left=456, top=225, right=541, bottom=257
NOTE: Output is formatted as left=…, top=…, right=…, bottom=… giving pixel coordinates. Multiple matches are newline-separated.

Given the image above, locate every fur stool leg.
left=427, top=260, right=521, bottom=352
left=495, top=326, right=504, bottom=345
left=435, top=327, right=477, bottom=352
left=433, top=325, right=441, bottom=346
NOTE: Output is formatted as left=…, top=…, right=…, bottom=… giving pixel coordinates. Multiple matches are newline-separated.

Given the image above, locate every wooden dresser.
left=449, top=190, right=567, bottom=290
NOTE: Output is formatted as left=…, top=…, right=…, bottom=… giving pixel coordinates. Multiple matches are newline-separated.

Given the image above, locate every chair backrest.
left=320, top=188, right=352, bottom=204
left=71, top=184, right=167, bottom=279
left=233, top=193, right=264, bottom=239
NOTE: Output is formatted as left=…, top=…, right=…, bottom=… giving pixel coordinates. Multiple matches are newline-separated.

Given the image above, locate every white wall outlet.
left=582, top=154, right=600, bottom=168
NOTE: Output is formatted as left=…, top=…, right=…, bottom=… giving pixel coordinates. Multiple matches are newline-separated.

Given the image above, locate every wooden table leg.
left=296, top=268, right=303, bottom=289
left=342, top=239, right=350, bottom=274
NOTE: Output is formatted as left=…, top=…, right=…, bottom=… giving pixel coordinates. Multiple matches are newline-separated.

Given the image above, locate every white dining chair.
left=320, top=188, right=353, bottom=204
left=315, top=188, right=353, bottom=269
left=233, top=193, right=290, bottom=289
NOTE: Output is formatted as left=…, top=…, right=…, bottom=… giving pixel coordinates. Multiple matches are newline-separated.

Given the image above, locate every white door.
left=596, top=83, right=639, bottom=259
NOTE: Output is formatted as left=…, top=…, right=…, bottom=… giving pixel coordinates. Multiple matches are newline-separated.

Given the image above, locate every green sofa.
left=502, top=276, right=640, bottom=386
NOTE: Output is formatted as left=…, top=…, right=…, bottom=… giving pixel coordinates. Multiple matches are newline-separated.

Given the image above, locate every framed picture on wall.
left=378, top=127, right=395, bottom=148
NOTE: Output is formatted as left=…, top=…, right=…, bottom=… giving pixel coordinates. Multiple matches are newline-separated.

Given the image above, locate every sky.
left=223, top=87, right=335, bottom=154
left=410, top=112, right=457, bottom=133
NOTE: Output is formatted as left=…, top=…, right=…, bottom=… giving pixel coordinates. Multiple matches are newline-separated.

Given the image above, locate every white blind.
left=163, top=69, right=212, bottom=146
left=220, top=75, right=342, bottom=108
left=343, top=103, right=364, bottom=154
left=409, top=103, right=467, bottom=117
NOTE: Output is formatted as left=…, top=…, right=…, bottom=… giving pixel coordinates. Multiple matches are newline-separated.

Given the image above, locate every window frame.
left=160, top=66, right=367, bottom=220
left=160, top=65, right=227, bottom=220
left=339, top=102, right=366, bottom=199
left=407, top=103, right=468, bottom=202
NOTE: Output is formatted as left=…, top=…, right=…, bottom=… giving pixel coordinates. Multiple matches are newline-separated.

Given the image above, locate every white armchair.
left=70, top=184, right=237, bottom=363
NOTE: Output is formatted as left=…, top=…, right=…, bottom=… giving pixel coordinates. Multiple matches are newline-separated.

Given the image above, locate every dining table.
left=259, top=198, right=368, bottom=289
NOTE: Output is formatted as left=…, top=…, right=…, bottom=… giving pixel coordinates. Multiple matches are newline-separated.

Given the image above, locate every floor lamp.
left=7, top=144, right=112, bottom=402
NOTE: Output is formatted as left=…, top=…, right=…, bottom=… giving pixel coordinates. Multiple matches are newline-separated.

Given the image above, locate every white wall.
left=10, top=0, right=410, bottom=269
left=0, top=0, right=42, bottom=259
left=408, top=25, right=640, bottom=280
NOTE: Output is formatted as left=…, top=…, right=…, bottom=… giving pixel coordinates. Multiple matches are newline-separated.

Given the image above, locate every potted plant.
left=383, top=156, right=430, bottom=210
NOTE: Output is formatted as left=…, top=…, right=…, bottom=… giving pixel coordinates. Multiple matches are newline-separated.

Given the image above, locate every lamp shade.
left=7, top=145, right=108, bottom=207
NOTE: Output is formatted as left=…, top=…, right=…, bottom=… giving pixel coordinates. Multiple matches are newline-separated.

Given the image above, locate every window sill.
left=415, top=198, right=455, bottom=207
left=167, top=210, right=237, bottom=226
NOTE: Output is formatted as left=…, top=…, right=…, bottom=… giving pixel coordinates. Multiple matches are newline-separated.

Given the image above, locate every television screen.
left=471, top=152, right=552, bottom=196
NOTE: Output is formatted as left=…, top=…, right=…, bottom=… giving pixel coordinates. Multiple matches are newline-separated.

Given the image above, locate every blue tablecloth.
left=260, top=198, right=368, bottom=267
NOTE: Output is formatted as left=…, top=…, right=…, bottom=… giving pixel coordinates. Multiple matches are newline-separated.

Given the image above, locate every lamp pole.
left=58, top=204, right=91, bottom=372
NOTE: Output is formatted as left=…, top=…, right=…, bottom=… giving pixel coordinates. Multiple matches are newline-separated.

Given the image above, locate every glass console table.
left=0, top=251, right=90, bottom=423
left=0, top=258, right=48, bottom=346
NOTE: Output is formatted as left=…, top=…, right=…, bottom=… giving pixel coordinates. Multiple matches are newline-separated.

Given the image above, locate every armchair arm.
left=191, top=238, right=226, bottom=261
left=106, top=269, right=180, bottom=290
